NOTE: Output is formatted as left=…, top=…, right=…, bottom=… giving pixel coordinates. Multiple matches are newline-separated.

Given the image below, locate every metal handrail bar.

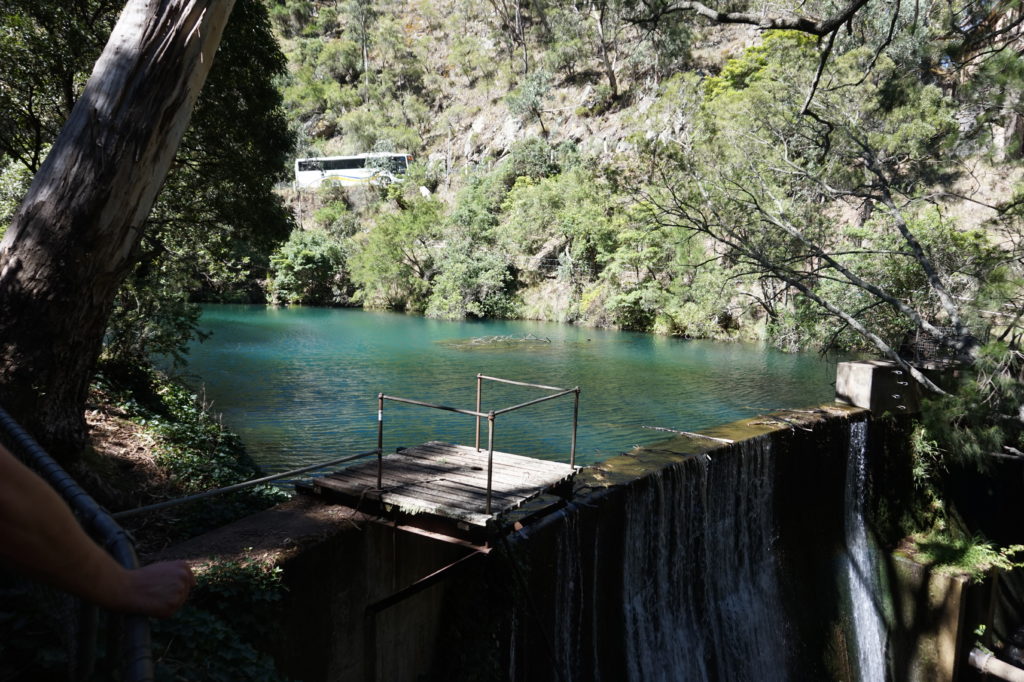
left=378, top=377, right=581, bottom=514
left=485, top=412, right=495, bottom=514
left=111, top=449, right=379, bottom=520
left=379, top=393, right=487, bottom=419
left=492, top=388, right=578, bottom=416
left=474, top=374, right=580, bottom=467
left=0, top=405, right=153, bottom=682
left=376, top=393, right=490, bottom=491
left=475, top=374, right=567, bottom=392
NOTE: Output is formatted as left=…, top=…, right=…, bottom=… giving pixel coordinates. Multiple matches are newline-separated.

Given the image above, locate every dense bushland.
left=0, top=0, right=1022, bottom=574
left=261, top=0, right=1024, bottom=554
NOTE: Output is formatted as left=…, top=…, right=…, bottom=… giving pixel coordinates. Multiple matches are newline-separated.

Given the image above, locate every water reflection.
left=180, top=305, right=836, bottom=472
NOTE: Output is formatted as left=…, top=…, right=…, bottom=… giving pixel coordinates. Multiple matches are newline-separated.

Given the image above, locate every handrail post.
left=377, top=393, right=384, bottom=489
left=486, top=411, right=495, bottom=515
left=571, top=387, right=579, bottom=467
left=475, top=373, right=482, bottom=451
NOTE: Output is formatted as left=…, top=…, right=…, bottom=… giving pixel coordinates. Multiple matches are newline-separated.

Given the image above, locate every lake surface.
left=182, top=305, right=837, bottom=472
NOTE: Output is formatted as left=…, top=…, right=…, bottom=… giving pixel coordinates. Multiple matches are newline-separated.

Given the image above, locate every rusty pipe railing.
left=475, top=374, right=579, bottom=466
left=377, top=376, right=580, bottom=514
left=0, top=405, right=153, bottom=682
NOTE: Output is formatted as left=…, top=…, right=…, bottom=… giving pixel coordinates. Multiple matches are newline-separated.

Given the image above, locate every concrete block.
left=890, top=554, right=970, bottom=682
left=835, top=360, right=921, bottom=414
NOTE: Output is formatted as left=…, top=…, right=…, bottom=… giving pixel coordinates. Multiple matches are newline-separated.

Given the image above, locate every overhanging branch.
left=633, top=0, right=872, bottom=35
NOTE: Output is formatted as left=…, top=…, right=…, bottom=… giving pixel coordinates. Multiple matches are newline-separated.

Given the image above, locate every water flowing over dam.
left=424, top=408, right=889, bottom=681
left=164, top=407, right=900, bottom=681
left=619, top=438, right=789, bottom=681
left=844, top=420, right=889, bottom=681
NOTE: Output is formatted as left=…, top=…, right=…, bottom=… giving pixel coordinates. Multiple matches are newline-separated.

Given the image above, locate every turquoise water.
left=182, top=305, right=837, bottom=472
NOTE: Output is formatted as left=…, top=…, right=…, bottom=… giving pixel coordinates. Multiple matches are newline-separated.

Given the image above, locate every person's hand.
left=117, top=560, right=196, bottom=618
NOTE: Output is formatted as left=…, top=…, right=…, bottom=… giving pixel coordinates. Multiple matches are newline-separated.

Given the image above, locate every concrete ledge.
left=146, top=495, right=371, bottom=565
left=836, top=360, right=921, bottom=414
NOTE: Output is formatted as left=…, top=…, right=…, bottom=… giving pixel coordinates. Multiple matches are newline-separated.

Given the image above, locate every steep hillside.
left=262, top=0, right=1024, bottom=358
left=272, top=1, right=757, bottom=183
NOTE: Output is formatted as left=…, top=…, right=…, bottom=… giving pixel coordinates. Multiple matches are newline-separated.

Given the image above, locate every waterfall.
left=501, top=418, right=875, bottom=681
left=619, top=437, right=789, bottom=682
left=844, top=420, right=888, bottom=680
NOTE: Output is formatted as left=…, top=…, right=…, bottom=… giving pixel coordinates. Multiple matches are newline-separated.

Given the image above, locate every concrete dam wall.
left=160, top=405, right=902, bottom=681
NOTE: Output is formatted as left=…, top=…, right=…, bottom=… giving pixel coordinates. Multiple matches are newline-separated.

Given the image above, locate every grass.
left=904, top=531, right=1024, bottom=582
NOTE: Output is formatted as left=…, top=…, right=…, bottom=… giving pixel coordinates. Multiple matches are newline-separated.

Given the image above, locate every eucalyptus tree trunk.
left=0, top=0, right=235, bottom=460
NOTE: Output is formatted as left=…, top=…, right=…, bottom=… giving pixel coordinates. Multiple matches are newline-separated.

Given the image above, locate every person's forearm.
left=0, top=445, right=194, bottom=617
left=0, top=448, right=132, bottom=609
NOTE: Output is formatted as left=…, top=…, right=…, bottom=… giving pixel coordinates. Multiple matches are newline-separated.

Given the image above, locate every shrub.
left=267, top=229, right=350, bottom=306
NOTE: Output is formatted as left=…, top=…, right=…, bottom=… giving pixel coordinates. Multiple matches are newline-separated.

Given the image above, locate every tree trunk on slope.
left=0, top=0, right=235, bottom=461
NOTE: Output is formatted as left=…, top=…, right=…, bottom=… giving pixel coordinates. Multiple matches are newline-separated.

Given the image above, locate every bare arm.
left=0, top=445, right=194, bottom=617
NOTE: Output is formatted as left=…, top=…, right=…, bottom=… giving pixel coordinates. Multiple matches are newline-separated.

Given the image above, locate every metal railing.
left=0, top=405, right=153, bottom=682
left=112, top=449, right=379, bottom=520
left=376, top=374, right=580, bottom=514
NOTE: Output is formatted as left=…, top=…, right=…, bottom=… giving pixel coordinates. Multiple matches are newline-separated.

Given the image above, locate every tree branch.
left=633, top=0, right=873, bottom=35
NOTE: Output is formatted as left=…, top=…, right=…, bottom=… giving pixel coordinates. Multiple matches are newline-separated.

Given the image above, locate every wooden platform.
left=307, top=441, right=577, bottom=537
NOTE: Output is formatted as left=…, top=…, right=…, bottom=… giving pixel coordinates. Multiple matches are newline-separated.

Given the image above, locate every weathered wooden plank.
left=365, top=460, right=530, bottom=498
left=383, top=452, right=565, bottom=491
left=356, top=488, right=492, bottom=526
left=411, top=444, right=577, bottom=475
left=317, top=468, right=520, bottom=508
left=406, top=442, right=575, bottom=477
left=410, top=441, right=574, bottom=470
left=319, top=462, right=528, bottom=503
left=315, top=472, right=511, bottom=525
left=361, top=444, right=573, bottom=492
left=312, top=441, right=578, bottom=530
left=397, top=455, right=567, bottom=485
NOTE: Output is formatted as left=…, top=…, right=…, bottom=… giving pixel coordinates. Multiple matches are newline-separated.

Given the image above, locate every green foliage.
left=267, top=229, right=350, bottom=306
left=348, top=198, right=443, bottom=311
left=0, top=158, right=31, bottom=236
left=704, top=31, right=816, bottom=100
left=426, top=228, right=518, bottom=319
left=313, top=195, right=357, bottom=234
left=147, top=0, right=295, bottom=286
left=597, top=197, right=736, bottom=336
left=649, top=26, right=993, bottom=359
left=497, top=166, right=618, bottom=280
left=449, top=33, right=497, bottom=84
left=922, top=343, right=1024, bottom=466
left=153, top=608, right=285, bottom=682
left=907, top=531, right=1024, bottom=582
left=2, top=0, right=296, bottom=367
left=103, top=260, right=206, bottom=367
left=505, top=136, right=577, bottom=183
left=772, top=210, right=1004, bottom=353
left=277, top=0, right=432, bottom=151
left=0, top=1, right=115, bottom=171
left=152, top=557, right=288, bottom=681
left=267, top=0, right=314, bottom=38
left=94, top=364, right=288, bottom=535
left=335, top=130, right=748, bottom=336
left=506, top=69, right=552, bottom=132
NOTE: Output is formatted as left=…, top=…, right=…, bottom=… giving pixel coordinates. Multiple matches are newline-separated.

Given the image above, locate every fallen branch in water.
left=642, top=425, right=734, bottom=444
left=752, top=417, right=815, bottom=432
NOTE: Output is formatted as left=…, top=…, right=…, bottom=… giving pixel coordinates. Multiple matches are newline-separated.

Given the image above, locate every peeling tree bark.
left=0, top=0, right=235, bottom=460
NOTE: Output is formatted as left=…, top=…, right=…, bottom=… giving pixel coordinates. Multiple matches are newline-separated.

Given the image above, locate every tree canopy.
left=0, top=0, right=292, bottom=458
left=1, top=0, right=1022, bottom=466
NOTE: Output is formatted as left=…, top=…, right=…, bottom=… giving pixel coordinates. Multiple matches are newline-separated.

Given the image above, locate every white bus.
left=293, top=153, right=413, bottom=189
